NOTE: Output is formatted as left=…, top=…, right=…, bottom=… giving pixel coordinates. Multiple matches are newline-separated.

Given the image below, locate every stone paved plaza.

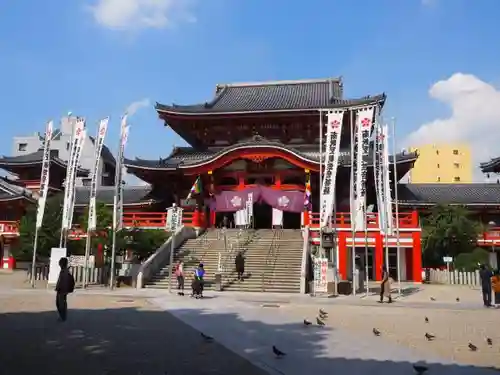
left=0, top=292, right=268, bottom=375
left=0, top=280, right=499, bottom=374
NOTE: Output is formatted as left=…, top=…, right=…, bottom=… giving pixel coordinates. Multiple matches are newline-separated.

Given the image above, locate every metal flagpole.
left=391, top=117, right=402, bottom=295
left=316, top=110, right=323, bottom=298
left=110, top=195, right=119, bottom=290
left=83, top=230, right=92, bottom=288
left=350, top=110, right=356, bottom=296
left=110, top=117, right=128, bottom=290
left=60, top=114, right=75, bottom=249
left=319, top=110, right=323, bottom=257
left=30, top=228, right=40, bottom=288
left=364, top=201, right=369, bottom=296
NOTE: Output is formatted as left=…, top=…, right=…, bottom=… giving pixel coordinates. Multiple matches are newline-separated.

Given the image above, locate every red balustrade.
left=0, top=221, right=20, bottom=237
left=304, top=211, right=419, bottom=229
left=477, top=227, right=500, bottom=246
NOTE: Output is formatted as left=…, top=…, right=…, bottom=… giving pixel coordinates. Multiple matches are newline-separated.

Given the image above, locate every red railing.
left=0, top=221, right=20, bottom=237
left=477, top=227, right=500, bottom=246
left=305, top=211, right=420, bottom=229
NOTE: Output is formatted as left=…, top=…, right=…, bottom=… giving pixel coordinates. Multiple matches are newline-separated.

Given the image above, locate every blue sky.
left=1, top=0, right=499, bottom=180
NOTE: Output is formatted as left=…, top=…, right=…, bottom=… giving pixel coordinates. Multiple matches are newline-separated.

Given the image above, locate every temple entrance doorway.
left=215, top=212, right=235, bottom=228
left=253, top=202, right=273, bottom=229
left=283, top=212, right=301, bottom=229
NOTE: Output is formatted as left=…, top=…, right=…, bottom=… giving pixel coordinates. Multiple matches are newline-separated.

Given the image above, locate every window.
left=454, top=162, right=460, bottom=168
left=437, top=176, right=441, bottom=182
left=437, top=164, right=440, bottom=168
left=454, top=176, right=461, bottom=182
left=453, top=149, right=459, bottom=155
left=18, top=143, right=27, bottom=152
left=436, top=150, right=440, bottom=155
left=66, top=142, right=70, bottom=150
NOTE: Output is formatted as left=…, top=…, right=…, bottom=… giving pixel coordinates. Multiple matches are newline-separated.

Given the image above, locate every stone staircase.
left=144, top=229, right=252, bottom=289
left=145, top=229, right=304, bottom=293
left=221, top=229, right=303, bottom=293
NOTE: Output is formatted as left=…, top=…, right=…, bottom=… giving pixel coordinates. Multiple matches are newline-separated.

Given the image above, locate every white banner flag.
left=381, top=124, right=394, bottom=235
left=36, top=121, right=53, bottom=229
left=351, top=106, right=375, bottom=231
left=88, top=118, right=109, bottom=231
left=373, top=121, right=385, bottom=232
left=246, top=192, right=253, bottom=226
left=67, top=129, right=86, bottom=230
left=320, top=110, right=345, bottom=228
left=62, top=119, right=85, bottom=230
left=113, top=116, right=129, bottom=231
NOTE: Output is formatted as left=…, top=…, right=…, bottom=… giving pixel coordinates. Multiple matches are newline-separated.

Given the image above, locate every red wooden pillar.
left=303, top=211, right=310, bottom=226
left=405, top=248, right=413, bottom=282
left=191, top=210, right=200, bottom=227
left=374, top=232, right=384, bottom=281
left=210, top=210, right=216, bottom=228
left=411, top=231, right=423, bottom=282
left=338, top=232, right=347, bottom=280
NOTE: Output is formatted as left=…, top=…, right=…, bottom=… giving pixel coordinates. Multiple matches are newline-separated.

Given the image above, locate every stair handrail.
left=261, top=229, right=280, bottom=291
left=218, top=229, right=256, bottom=287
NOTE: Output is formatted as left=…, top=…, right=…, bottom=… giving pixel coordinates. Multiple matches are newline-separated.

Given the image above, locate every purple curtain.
left=212, top=186, right=304, bottom=213
left=214, top=187, right=261, bottom=212
left=259, top=186, right=305, bottom=213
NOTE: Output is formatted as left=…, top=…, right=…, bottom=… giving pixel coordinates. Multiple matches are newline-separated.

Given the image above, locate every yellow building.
left=408, top=144, right=472, bottom=183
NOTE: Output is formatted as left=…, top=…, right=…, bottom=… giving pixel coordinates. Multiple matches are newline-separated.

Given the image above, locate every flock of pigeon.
left=197, top=300, right=496, bottom=374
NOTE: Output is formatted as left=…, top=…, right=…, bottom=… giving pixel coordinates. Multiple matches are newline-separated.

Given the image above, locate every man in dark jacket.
left=55, top=257, right=75, bottom=321
left=235, top=252, right=245, bottom=281
left=479, top=264, right=493, bottom=307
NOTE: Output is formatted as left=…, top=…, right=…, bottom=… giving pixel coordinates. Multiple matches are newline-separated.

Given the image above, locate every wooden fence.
left=28, top=265, right=111, bottom=285
left=427, top=268, right=481, bottom=286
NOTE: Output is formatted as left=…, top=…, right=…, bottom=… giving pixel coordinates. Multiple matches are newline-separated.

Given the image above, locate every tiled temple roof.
left=124, top=135, right=418, bottom=170
left=88, top=136, right=116, bottom=167
left=398, top=183, right=500, bottom=206
left=479, top=157, right=500, bottom=174
left=0, top=150, right=89, bottom=175
left=73, top=185, right=154, bottom=206
left=155, top=77, right=386, bottom=114
left=0, top=178, right=36, bottom=202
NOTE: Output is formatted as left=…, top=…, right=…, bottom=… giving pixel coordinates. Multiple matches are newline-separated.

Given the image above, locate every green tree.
left=120, top=228, right=169, bottom=261
left=421, top=205, right=481, bottom=266
left=454, top=248, right=490, bottom=271
left=78, top=202, right=169, bottom=261
left=77, top=201, right=115, bottom=250
left=16, top=194, right=64, bottom=261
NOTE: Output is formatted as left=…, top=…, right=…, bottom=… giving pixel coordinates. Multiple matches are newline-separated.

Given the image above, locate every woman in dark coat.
left=235, top=252, right=245, bottom=281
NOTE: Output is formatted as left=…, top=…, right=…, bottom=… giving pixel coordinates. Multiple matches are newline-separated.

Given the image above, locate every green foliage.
left=119, top=228, right=169, bottom=261
left=78, top=202, right=170, bottom=261
left=421, top=205, right=481, bottom=266
left=16, top=194, right=64, bottom=261
left=454, top=248, right=490, bottom=271
left=77, top=201, right=115, bottom=250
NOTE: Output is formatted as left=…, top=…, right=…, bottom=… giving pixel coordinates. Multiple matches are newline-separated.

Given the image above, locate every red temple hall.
left=123, top=78, right=422, bottom=284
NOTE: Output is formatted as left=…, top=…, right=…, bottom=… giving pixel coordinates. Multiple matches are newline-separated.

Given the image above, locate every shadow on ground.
left=0, top=301, right=497, bottom=375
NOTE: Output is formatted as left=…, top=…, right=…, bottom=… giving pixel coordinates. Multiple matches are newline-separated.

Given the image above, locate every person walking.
left=491, top=269, right=500, bottom=307
left=379, top=265, right=392, bottom=304
left=175, top=260, right=185, bottom=296
left=479, top=264, right=493, bottom=307
left=55, top=257, right=75, bottom=322
left=235, top=251, right=245, bottom=281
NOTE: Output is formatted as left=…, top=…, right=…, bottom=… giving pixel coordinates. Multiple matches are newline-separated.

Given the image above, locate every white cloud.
left=125, top=98, right=150, bottom=116
left=88, top=0, right=196, bottom=30
left=404, top=73, right=500, bottom=181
